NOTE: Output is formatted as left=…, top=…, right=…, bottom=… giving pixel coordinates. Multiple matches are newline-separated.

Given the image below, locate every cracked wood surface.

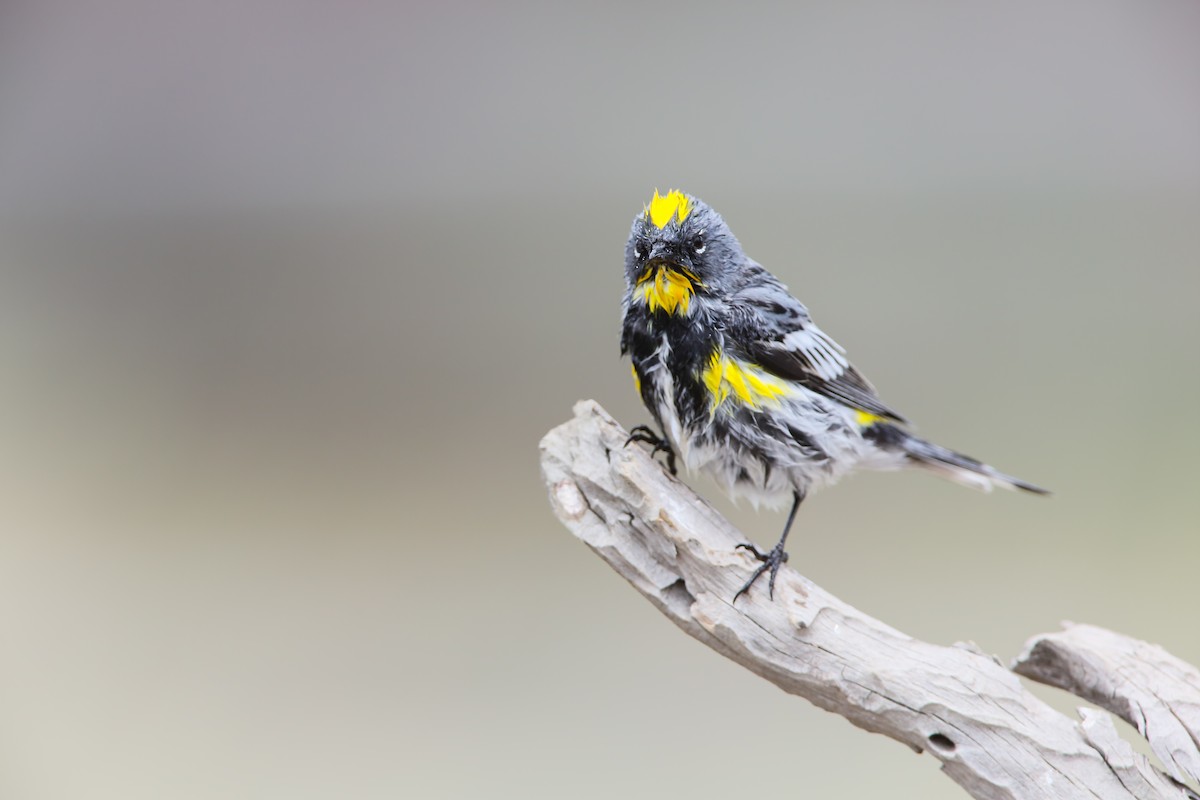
left=1015, top=625, right=1200, bottom=787
left=539, top=400, right=1197, bottom=800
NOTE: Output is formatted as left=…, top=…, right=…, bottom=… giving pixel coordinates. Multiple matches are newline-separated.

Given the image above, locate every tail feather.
left=898, top=433, right=1049, bottom=495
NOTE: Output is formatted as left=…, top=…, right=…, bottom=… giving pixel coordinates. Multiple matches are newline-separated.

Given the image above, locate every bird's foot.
left=733, top=542, right=790, bottom=602
left=625, top=425, right=677, bottom=476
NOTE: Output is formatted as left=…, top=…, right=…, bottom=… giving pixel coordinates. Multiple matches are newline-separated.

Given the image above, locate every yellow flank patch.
left=701, top=348, right=790, bottom=415
left=644, top=189, right=692, bottom=229
left=631, top=363, right=641, bottom=394
left=855, top=410, right=885, bottom=426
left=637, top=266, right=697, bottom=315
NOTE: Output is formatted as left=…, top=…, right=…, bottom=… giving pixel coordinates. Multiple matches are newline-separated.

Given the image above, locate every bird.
left=619, top=189, right=1047, bottom=601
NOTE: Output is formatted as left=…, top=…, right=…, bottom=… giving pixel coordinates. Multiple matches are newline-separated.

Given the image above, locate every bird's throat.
left=637, top=265, right=699, bottom=316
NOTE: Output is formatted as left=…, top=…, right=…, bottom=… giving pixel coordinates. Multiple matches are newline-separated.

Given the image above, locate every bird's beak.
left=647, top=242, right=694, bottom=278
left=647, top=242, right=675, bottom=264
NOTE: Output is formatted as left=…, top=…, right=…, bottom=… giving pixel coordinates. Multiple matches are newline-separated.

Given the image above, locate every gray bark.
left=539, top=400, right=1199, bottom=800
left=1015, top=625, right=1200, bottom=787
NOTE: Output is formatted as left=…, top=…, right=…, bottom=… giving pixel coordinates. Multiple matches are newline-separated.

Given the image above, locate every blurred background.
left=1, top=1, right=1198, bottom=798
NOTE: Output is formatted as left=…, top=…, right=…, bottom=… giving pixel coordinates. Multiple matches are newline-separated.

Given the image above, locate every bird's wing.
left=731, top=273, right=907, bottom=423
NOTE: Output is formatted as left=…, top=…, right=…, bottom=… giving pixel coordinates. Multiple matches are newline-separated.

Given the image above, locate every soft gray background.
left=1, top=2, right=1198, bottom=798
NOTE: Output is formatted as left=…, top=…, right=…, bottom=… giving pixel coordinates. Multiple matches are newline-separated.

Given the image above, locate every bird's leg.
left=734, top=489, right=804, bottom=602
left=625, top=424, right=677, bottom=476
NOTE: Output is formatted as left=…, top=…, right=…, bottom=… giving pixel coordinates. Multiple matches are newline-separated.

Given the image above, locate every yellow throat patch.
left=644, top=189, right=692, bottom=229
left=637, top=266, right=698, bottom=315
left=701, top=348, right=791, bottom=416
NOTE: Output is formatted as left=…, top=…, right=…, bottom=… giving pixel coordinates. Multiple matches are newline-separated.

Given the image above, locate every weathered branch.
left=1015, top=625, right=1200, bottom=786
left=539, top=400, right=1200, bottom=800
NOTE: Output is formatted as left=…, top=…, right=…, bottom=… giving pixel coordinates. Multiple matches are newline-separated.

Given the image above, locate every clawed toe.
left=732, top=490, right=803, bottom=604
left=624, top=425, right=677, bottom=475
left=733, top=543, right=790, bottom=603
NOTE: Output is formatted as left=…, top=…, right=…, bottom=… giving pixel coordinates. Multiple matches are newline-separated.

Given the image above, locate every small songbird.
left=620, top=190, right=1047, bottom=601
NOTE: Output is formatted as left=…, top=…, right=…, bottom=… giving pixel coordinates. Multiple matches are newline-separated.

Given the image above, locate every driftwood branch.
left=1015, top=625, right=1200, bottom=787
left=539, top=400, right=1200, bottom=800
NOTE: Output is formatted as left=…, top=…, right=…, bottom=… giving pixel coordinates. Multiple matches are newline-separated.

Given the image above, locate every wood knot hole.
left=928, top=733, right=955, bottom=753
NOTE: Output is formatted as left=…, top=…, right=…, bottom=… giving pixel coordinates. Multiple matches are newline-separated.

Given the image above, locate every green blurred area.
left=1, top=3, right=1198, bottom=799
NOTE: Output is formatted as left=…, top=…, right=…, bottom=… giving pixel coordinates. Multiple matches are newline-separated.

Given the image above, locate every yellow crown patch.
left=644, top=189, right=692, bottom=229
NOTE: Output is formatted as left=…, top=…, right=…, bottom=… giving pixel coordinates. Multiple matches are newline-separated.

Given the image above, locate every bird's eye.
left=634, top=241, right=647, bottom=260
left=691, top=234, right=706, bottom=255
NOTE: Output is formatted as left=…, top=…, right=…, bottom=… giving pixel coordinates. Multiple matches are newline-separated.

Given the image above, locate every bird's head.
left=624, top=189, right=742, bottom=315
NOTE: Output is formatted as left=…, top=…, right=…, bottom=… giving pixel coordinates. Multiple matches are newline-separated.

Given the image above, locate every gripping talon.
left=624, top=425, right=678, bottom=475
left=733, top=543, right=790, bottom=602
left=731, top=489, right=803, bottom=603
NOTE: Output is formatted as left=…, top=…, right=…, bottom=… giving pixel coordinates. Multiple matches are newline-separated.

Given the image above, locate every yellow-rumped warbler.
left=621, top=189, right=1047, bottom=601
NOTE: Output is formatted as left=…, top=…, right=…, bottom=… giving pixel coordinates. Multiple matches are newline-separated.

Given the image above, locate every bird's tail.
left=881, top=428, right=1049, bottom=495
